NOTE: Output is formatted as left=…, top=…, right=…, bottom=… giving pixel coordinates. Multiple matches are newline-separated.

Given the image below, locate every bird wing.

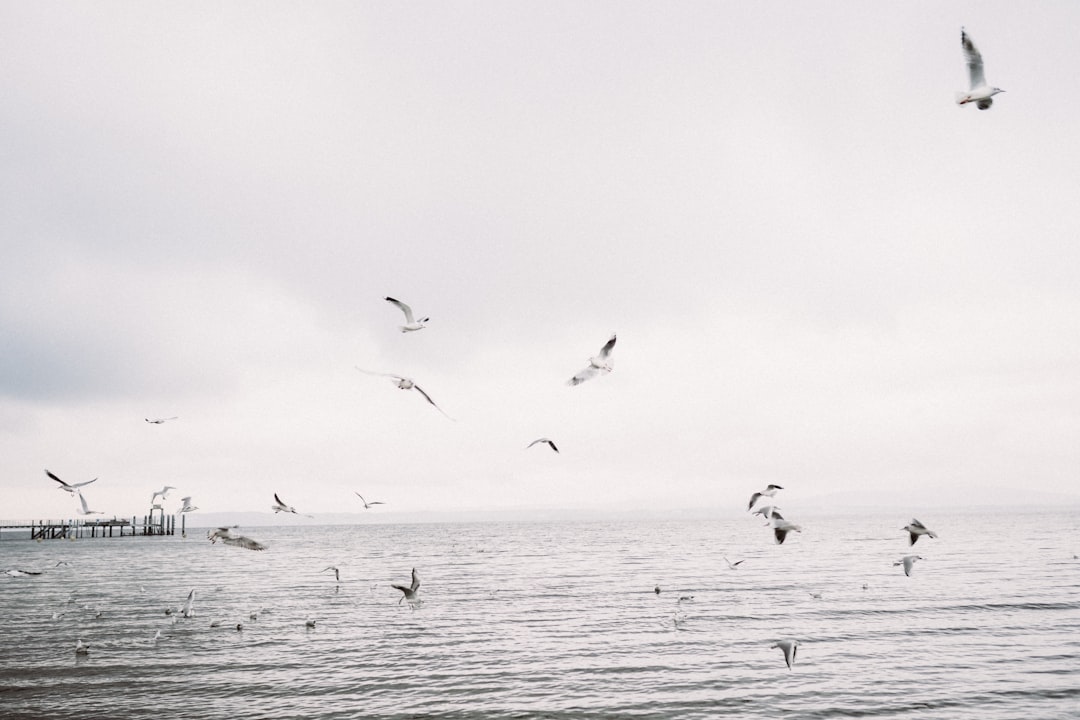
left=597, top=335, right=617, bottom=360
left=568, top=365, right=601, bottom=386
left=274, top=493, right=286, bottom=507
left=77, top=493, right=91, bottom=514
left=748, top=492, right=762, bottom=511
left=911, top=518, right=926, bottom=529
left=355, top=367, right=405, bottom=381
left=384, top=296, right=414, bottom=323
left=46, top=469, right=71, bottom=488
left=773, top=527, right=787, bottom=545
left=410, top=568, right=420, bottom=592
left=547, top=440, right=559, bottom=453
left=224, top=535, right=266, bottom=551
left=412, top=385, right=452, bottom=419
left=961, top=29, right=986, bottom=89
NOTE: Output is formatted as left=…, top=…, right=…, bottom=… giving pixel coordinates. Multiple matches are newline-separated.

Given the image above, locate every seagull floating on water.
left=356, top=369, right=453, bottom=419
left=391, top=568, right=421, bottom=605
left=772, top=639, right=798, bottom=670
left=45, top=469, right=97, bottom=494
left=75, top=640, right=89, bottom=656
left=748, top=485, right=783, bottom=511
left=567, top=335, right=616, bottom=386
left=526, top=438, right=559, bottom=453
left=894, top=555, right=925, bottom=577
left=956, top=28, right=1004, bottom=110
left=384, top=296, right=429, bottom=332
left=75, top=491, right=103, bottom=516
left=208, top=527, right=267, bottom=551
left=145, top=417, right=178, bottom=424
left=902, top=518, right=938, bottom=546
left=354, top=493, right=385, bottom=509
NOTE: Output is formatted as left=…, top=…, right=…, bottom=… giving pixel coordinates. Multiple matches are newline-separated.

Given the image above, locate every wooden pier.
left=1, top=509, right=186, bottom=540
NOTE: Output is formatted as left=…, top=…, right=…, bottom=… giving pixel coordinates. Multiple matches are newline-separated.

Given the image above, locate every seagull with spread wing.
left=355, top=493, right=385, bottom=509
left=45, top=469, right=97, bottom=494
left=567, top=335, right=616, bottom=386
left=356, top=368, right=453, bottom=419
left=384, top=296, right=429, bottom=332
left=956, top=28, right=1004, bottom=110
left=391, top=568, right=422, bottom=605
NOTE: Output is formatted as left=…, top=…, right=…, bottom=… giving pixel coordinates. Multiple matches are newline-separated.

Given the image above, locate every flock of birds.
left=26, top=27, right=1004, bottom=670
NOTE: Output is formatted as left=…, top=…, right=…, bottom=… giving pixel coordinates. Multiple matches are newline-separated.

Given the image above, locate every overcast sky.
left=3, top=2, right=1079, bottom=521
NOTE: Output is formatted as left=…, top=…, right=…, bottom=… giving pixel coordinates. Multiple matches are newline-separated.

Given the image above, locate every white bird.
left=751, top=505, right=782, bottom=520
left=723, top=556, right=745, bottom=570
left=207, top=527, right=267, bottom=551
left=322, top=566, right=341, bottom=582
left=956, top=28, right=1004, bottom=110
left=567, top=335, right=616, bottom=386
left=305, top=618, right=317, bottom=628
left=894, top=555, right=925, bottom=577
left=771, top=518, right=802, bottom=545
left=45, top=469, right=97, bottom=494
left=902, top=518, right=938, bottom=546
left=384, top=296, right=428, bottom=332
left=356, top=369, right=453, bottom=419
left=354, top=493, right=386, bottom=509
left=391, top=568, right=421, bottom=604
left=271, top=493, right=313, bottom=518
left=526, top=438, right=559, bottom=453
left=75, top=640, right=89, bottom=656
left=75, top=491, right=103, bottom=516
left=181, top=589, right=195, bottom=618
left=771, top=639, right=798, bottom=670
left=748, top=484, right=783, bottom=511
left=145, top=417, right=178, bottom=424
left=177, top=497, right=198, bottom=514
left=151, top=486, right=176, bottom=503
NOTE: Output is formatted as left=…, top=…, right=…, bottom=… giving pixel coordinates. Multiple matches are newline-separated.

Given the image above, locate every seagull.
left=305, top=618, right=317, bottom=628
left=75, top=640, right=89, bottom=656
left=751, top=505, right=782, bottom=520
left=177, top=497, right=198, bottom=514
left=723, top=556, right=745, bottom=570
left=207, top=527, right=267, bottom=551
left=748, top=485, right=783, bottom=511
left=322, top=566, right=341, bottom=582
left=771, top=518, right=802, bottom=545
left=654, top=585, right=661, bottom=595
left=181, top=589, right=195, bottom=618
left=526, top=438, right=559, bottom=453
left=75, top=492, right=103, bottom=516
left=956, top=28, right=1004, bottom=110
left=384, top=296, right=429, bottom=332
left=4, top=569, right=43, bottom=577
left=391, top=568, right=421, bottom=604
left=902, top=519, right=938, bottom=546
left=894, top=555, right=925, bottom=577
left=45, top=469, right=97, bottom=494
left=808, top=592, right=822, bottom=600
left=772, top=639, right=798, bottom=670
left=356, top=369, right=453, bottom=419
left=145, top=417, right=178, bottom=424
left=354, top=493, right=385, bottom=509
left=567, top=335, right=617, bottom=386
left=151, top=486, right=176, bottom=503
left=271, top=493, right=313, bottom=518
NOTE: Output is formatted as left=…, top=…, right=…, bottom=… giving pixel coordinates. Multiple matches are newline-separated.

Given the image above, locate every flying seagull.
left=894, top=555, right=925, bottom=577
left=956, top=28, right=1004, bottom=110
left=771, top=518, right=802, bottom=545
left=526, top=438, right=559, bottom=453
left=181, top=589, right=195, bottom=618
left=902, top=519, right=938, bottom=546
left=151, top=486, right=176, bottom=503
left=45, top=469, right=97, bottom=494
left=567, top=335, right=616, bottom=386
left=145, top=417, right=178, bottom=424
left=75, top=492, right=103, bottom=516
left=751, top=505, right=782, bottom=520
left=772, top=639, right=798, bottom=670
left=356, top=369, right=453, bottom=419
left=272, top=493, right=313, bottom=518
left=354, top=493, right=385, bottom=509
left=723, top=556, right=745, bottom=570
left=177, top=497, right=198, bottom=514
left=748, top=484, right=783, bottom=511
left=384, top=296, right=428, bottom=332
left=322, top=566, right=341, bottom=582
left=208, top=527, right=267, bottom=551
left=391, top=568, right=421, bottom=604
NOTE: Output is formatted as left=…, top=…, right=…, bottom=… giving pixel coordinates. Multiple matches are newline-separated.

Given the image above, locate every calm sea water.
left=1, top=511, right=1078, bottom=719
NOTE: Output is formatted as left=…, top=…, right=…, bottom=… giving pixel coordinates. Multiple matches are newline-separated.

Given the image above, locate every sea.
left=1, top=510, right=1078, bottom=719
